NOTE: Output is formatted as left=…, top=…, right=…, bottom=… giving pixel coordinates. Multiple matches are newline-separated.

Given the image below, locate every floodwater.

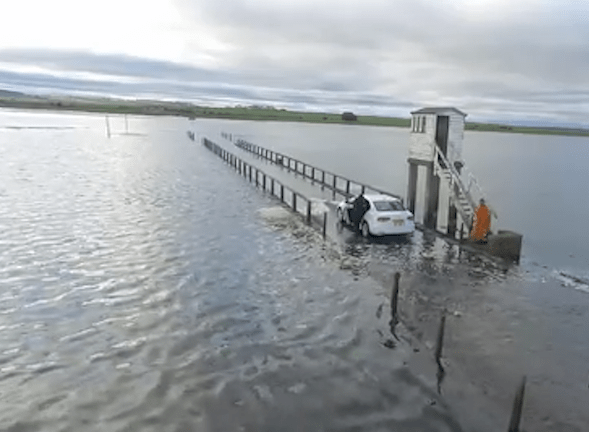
left=0, top=110, right=466, bottom=431
left=1, top=109, right=587, bottom=432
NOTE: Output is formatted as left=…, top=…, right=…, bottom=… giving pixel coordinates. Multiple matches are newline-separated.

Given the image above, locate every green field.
left=1, top=93, right=588, bottom=137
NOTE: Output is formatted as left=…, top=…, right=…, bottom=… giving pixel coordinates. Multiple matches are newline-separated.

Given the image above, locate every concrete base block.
left=487, top=230, right=523, bottom=263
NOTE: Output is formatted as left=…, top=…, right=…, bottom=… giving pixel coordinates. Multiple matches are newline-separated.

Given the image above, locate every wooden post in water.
left=507, top=376, right=526, bottom=432
left=105, top=115, right=111, bottom=138
left=435, top=312, right=446, bottom=394
left=435, top=313, right=446, bottom=366
left=388, top=272, right=401, bottom=339
left=390, top=272, right=401, bottom=323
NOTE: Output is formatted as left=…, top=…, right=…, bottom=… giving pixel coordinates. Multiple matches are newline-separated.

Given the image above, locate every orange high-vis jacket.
left=470, top=204, right=491, bottom=241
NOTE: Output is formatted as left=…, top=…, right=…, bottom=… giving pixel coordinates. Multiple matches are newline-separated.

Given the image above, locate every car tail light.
left=377, top=217, right=390, bottom=222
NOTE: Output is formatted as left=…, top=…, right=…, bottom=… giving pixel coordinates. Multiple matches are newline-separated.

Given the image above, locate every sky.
left=1, top=0, right=588, bottom=125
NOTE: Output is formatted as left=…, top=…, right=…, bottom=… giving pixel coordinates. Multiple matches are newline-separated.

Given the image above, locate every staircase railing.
left=433, top=145, right=498, bottom=231
left=433, top=146, right=475, bottom=205
left=433, top=147, right=474, bottom=229
left=463, top=168, right=498, bottom=219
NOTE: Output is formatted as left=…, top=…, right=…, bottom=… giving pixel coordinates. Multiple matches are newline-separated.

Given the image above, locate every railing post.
left=280, top=184, right=284, bottom=202
left=322, top=212, right=327, bottom=239
left=293, top=193, right=297, bottom=212
left=346, top=180, right=350, bottom=195
left=271, top=178, right=275, bottom=195
left=311, top=167, right=315, bottom=181
left=263, top=174, right=266, bottom=190
left=306, top=200, right=312, bottom=225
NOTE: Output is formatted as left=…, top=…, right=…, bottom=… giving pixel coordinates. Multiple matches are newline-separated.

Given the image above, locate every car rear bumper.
left=369, top=222, right=415, bottom=236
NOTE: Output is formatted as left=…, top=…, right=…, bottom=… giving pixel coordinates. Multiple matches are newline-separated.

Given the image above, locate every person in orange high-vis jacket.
left=470, top=198, right=491, bottom=242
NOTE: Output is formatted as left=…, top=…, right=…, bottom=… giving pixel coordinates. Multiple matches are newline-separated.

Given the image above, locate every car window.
left=373, top=200, right=404, bottom=211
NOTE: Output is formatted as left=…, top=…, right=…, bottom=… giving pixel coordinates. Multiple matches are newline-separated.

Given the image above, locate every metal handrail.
left=434, top=145, right=498, bottom=221
left=463, top=168, right=498, bottom=219
left=433, top=145, right=475, bottom=210
left=233, top=137, right=404, bottom=202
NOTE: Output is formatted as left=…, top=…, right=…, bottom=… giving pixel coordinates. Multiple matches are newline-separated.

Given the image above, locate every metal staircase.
left=433, top=145, right=496, bottom=231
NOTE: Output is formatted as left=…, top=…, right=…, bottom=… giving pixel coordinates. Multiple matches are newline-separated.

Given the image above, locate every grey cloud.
left=174, top=0, right=589, bottom=116
left=0, top=67, right=413, bottom=116
left=2, top=0, right=589, bottom=125
left=0, top=49, right=237, bottom=84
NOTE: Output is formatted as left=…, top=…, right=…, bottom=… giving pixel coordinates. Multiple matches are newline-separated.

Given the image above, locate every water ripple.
left=0, top=113, right=466, bottom=431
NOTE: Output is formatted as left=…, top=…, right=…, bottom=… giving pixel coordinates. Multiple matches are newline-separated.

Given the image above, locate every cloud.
left=1, top=0, right=589, bottom=124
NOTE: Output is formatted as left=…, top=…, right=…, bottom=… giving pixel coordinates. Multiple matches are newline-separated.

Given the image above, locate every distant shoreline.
left=1, top=93, right=589, bottom=137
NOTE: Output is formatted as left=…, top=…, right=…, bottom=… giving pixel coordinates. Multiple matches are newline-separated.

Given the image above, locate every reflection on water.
left=0, top=111, right=470, bottom=431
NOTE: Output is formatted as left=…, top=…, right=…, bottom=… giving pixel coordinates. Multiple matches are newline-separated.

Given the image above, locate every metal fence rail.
left=228, top=136, right=403, bottom=203
left=203, top=138, right=329, bottom=238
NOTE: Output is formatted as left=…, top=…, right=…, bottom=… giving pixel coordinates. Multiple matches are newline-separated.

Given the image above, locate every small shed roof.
left=410, top=107, right=467, bottom=117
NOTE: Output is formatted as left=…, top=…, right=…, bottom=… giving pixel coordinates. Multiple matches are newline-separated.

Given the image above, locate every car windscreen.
left=373, top=200, right=404, bottom=211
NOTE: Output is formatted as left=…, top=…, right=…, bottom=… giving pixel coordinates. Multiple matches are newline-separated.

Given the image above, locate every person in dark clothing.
left=348, top=194, right=370, bottom=229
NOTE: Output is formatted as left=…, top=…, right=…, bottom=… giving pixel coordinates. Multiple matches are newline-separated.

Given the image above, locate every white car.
left=337, top=194, right=415, bottom=237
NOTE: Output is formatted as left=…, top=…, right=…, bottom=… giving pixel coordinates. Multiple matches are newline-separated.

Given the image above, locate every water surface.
left=0, top=110, right=466, bottom=431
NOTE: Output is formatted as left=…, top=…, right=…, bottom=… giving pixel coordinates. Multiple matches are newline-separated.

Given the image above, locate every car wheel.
left=361, top=221, right=371, bottom=238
